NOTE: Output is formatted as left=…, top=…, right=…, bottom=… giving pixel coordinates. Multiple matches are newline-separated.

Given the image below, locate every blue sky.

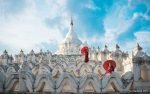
left=0, top=0, right=150, bottom=55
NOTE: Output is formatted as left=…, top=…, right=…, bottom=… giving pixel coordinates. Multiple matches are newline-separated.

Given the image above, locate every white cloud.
left=0, top=0, right=70, bottom=54
left=83, top=0, right=101, bottom=10
left=133, top=12, right=150, bottom=20
left=0, top=0, right=149, bottom=55
left=134, top=31, right=150, bottom=43
left=102, top=3, right=150, bottom=50
left=102, top=5, right=134, bottom=46
left=121, top=31, right=150, bottom=55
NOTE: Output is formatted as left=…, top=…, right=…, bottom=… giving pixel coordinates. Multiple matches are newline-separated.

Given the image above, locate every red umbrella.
left=81, top=46, right=89, bottom=55
left=103, top=60, right=116, bottom=72
left=81, top=46, right=89, bottom=63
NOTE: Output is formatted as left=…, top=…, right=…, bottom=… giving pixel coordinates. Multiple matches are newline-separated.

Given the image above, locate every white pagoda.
left=56, top=18, right=82, bottom=55
left=0, top=18, right=150, bottom=93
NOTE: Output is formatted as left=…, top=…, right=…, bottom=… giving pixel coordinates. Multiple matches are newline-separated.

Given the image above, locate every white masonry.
left=0, top=18, right=150, bottom=93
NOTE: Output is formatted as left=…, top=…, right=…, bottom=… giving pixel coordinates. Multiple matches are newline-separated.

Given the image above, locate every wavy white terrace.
left=0, top=19, right=150, bottom=93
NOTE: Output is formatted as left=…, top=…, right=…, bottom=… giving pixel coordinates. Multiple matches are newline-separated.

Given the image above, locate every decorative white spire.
left=133, top=43, right=144, bottom=56
left=136, top=43, right=142, bottom=51
left=30, top=49, right=34, bottom=55
left=70, top=17, right=73, bottom=26
left=105, top=45, right=108, bottom=49
left=63, top=17, right=82, bottom=45
left=66, top=17, right=75, bottom=39
left=3, top=50, right=8, bottom=54
left=103, top=45, right=110, bottom=54
left=116, top=44, right=120, bottom=50
left=20, top=49, right=24, bottom=55
left=56, top=17, right=82, bottom=55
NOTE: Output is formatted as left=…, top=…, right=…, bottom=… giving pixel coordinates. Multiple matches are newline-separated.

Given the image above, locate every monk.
left=105, top=63, right=114, bottom=74
left=84, top=51, right=89, bottom=63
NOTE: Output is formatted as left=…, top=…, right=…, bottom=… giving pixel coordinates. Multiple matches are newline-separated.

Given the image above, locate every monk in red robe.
left=105, top=63, right=114, bottom=74
left=84, top=51, right=89, bottom=63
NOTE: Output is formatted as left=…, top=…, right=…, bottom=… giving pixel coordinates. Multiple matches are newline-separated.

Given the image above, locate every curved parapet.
left=56, top=72, right=78, bottom=93
left=6, top=66, right=16, bottom=78
left=34, top=73, right=54, bottom=92
left=5, top=73, right=19, bottom=92
left=21, top=72, right=34, bottom=92
left=121, top=71, right=133, bottom=87
left=79, top=73, right=100, bottom=93
left=93, top=63, right=105, bottom=76
left=67, top=64, right=79, bottom=77
left=0, top=72, right=6, bottom=92
left=77, top=63, right=93, bottom=76
left=52, top=63, right=65, bottom=78
left=102, top=72, right=133, bottom=92
left=0, top=65, right=7, bottom=73
left=32, top=63, right=52, bottom=75
left=5, top=71, right=34, bottom=92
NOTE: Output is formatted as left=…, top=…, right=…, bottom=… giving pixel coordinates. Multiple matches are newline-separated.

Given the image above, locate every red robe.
left=105, top=65, right=114, bottom=74
left=84, top=51, right=89, bottom=63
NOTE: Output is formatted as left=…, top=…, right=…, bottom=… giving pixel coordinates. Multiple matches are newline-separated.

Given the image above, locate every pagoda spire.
left=70, top=17, right=73, bottom=26
left=136, top=43, right=142, bottom=51
left=55, top=17, right=82, bottom=55
left=69, top=17, right=74, bottom=33
left=116, top=44, right=120, bottom=50
left=105, top=45, right=108, bottom=49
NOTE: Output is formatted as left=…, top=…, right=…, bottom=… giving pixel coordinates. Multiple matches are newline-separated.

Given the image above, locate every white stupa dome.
left=56, top=18, right=82, bottom=55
